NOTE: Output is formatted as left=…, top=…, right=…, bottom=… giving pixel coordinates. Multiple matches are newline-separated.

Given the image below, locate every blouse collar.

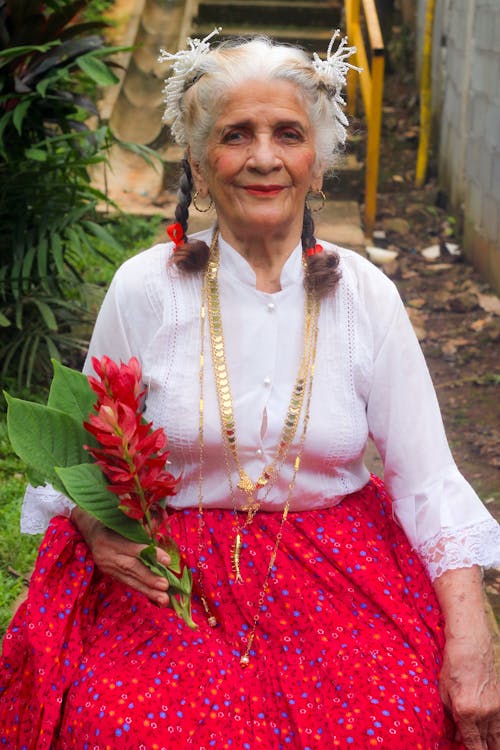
left=218, top=233, right=304, bottom=290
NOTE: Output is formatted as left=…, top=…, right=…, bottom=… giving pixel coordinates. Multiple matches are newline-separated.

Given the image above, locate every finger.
left=155, top=548, right=172, bottom=567
left=115, top=554, right=170, bottom=590
left=486, top=719, right=500, bottom=750
left=439, top=681, right=452, bottom=714
left=93, top=548, right=170, bottom=593
left=113, top=557, right=171, bottom=604
left=457, top=719, right=487, bottom=750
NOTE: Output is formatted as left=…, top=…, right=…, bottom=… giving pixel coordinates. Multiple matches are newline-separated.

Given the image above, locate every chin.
left=242, top=210, right=295, bottom=230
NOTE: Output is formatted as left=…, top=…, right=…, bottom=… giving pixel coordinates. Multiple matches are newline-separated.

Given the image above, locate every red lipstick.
left=243, top=185, right=285, bottom=196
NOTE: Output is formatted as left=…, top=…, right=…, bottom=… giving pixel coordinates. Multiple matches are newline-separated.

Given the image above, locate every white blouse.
left=21, top=229, right=500, bottom=580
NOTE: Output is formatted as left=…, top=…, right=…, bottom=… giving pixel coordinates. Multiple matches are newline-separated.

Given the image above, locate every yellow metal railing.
left=345, top=0, right=385, bottom=236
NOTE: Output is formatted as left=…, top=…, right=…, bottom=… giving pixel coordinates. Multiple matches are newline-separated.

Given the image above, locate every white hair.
left=160, top=32, right=358, bottom=171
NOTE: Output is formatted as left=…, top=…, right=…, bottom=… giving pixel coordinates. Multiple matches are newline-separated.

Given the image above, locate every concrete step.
left=196, top=0, right=342, bottom=28
left=192, top=23, right=336, bottom=51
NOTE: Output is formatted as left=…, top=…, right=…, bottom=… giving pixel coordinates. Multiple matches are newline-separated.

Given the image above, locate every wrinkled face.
left=190, top=79, right=323, bottom=244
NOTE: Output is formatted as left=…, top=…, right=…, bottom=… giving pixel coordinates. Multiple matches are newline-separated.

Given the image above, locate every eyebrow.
left=217, top=119, right=308, bottom=135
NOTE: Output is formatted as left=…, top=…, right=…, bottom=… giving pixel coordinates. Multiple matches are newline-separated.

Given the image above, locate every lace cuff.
left=416, top=517, right=500, bottom=580
left=20, top=484, right=75, bottom=535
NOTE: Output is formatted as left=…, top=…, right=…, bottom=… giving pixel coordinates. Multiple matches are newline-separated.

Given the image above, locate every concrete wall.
left=416, top=0, right=500, bottom=291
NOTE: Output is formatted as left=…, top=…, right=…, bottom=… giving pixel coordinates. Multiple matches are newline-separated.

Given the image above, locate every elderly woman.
left=1, top=30, right=499, bottom=750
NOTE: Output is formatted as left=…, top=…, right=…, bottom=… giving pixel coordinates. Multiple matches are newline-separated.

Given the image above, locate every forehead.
left=214, top=78, right=311, bottom=128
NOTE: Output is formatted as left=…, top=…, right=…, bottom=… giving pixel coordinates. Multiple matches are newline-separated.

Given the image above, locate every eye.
left=276, top=127, right=304, bottom=143
left=221, top=129, right=248, bottom=144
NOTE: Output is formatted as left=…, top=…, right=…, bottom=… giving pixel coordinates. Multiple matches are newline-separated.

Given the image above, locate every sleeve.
left=20, top=245, right=167, bottom=534
left=20, top=483, right=75, bottom=534
left=365, top=275, right=500, bottom=581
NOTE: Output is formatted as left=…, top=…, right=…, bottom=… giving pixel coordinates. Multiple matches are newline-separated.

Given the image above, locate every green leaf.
left=21, top=246, right=36, bottom=292
left=82, top=220, right=122, bottom=251
left=37, top=235, right=49, bottom=287
left=12, top=99, right=32, bottom=136
left=139, top=545, right=197, bottom=629
left=76, top=56, right=119, bottom=87
left=5, top=394, right=90, bottom=492
left=44, top=335, right=61, bottom=362
left=118, top=140, right=163, bottom=171
left=33, top=300, right=58, bottom=331
left=80, top=46, right=133, bottom=59
left=51, top=232, right=65, bottom=275
left=14, top=299, right=22, bottom=329
left=55, top=463, right=150, bottom=545
left=0, top=110, right=13, bottom=158
left=0, top=43, right=61, bottom=67
left=139, top=545, right=192, bottom=596
left=25, top=148, right=48, bottom=162
left=47, top=360, right=95, bottom=424
left=25, top=333, right=40, bottom=388
left=36, top=76, right=54, bottom=98
left=65, top=226, right=83, bottom=262
left=163, top=537, right=181, bottom=574
left=169, top=592, right=197, bottom=630
left=0, top=312, right=10, bottom=327
left=27, top=466, right=47, bottom=489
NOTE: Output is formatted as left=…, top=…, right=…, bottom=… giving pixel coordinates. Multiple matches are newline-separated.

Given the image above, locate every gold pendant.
left=231, top=532, right=244, bottom=583
left=243, top=503, right=260, bottom=524
left=237, top=470, right=256, bottom=494
left=200, top=595, right=218, bottom=628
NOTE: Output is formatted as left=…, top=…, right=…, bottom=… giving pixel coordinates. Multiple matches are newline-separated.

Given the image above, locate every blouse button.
left=256, top=448, right=263, bottom=457
left=267, top=302, right=275, bottom=312
left=263, top=377, right=271, bottom=387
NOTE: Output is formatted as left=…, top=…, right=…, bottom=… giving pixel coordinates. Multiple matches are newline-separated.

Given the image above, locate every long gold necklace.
left=206, top=233, right=318, bottom=577
left=197, top=230, right=320, bottom=666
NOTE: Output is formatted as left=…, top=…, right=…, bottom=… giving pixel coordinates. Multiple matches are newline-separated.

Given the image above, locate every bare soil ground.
left=331, top=56, right=500, bottom=619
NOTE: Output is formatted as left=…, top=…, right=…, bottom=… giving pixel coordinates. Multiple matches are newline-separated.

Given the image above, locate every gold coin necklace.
left=206, top=231, right=318, bottom=581
left=196, top=230, right=320, bottom=666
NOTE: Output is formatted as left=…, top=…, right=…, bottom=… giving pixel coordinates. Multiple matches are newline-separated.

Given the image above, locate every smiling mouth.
left=243, top=185, right=286, bottom=196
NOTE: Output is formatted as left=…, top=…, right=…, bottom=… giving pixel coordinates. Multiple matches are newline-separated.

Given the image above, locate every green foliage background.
left=0, top=214, right=163, bottom=637
left=0, top=0, right=160, bottom=387
left=0, top=0, right=165, bottom=635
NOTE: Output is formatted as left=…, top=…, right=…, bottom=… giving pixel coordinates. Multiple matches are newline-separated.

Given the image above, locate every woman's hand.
left=439, top=633, right=500, bottom=749
left=433, top=566, right=500, bottom=749
left=70, top=508, right=171, bottom=607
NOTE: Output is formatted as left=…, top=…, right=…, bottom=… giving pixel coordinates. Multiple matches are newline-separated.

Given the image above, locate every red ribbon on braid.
left=306, top=243, right=323, bottom=257
left=167, top=222, right=185, bottom=249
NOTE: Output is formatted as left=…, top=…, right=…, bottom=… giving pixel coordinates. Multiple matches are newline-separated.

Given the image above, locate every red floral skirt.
left=0, top=477, right=465, bottom=749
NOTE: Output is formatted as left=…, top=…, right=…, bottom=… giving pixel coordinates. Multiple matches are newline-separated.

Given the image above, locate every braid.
left=301, top=203, right=341, bottom=297
left=301, top=203, right=316, bottom=251
left=174, top=157, right=193, bottom=235
left=170, top=157, right=210, bottom=273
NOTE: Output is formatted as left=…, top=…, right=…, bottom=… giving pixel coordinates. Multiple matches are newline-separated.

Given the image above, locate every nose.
left=247, top=135, right=281, bottom=172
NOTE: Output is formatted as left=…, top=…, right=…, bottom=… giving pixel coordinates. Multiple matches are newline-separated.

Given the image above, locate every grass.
left=0, top=211, right=164, bottom=637
left=0, top=419, right=41, bottom=633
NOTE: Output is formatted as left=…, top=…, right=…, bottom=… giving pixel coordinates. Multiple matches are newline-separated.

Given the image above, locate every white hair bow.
left=312, top=30, right=361, bottom=139
left=158, top=27, right=221, bottom=145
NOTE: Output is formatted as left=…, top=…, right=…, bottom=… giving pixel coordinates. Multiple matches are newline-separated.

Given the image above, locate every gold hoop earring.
left=193, top=191, right=214, bottom=213
left=306, top=189, right=326, bottom=213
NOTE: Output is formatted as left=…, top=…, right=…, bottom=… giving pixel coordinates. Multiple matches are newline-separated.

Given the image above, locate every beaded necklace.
left=197, top=231, right=320, bottom=666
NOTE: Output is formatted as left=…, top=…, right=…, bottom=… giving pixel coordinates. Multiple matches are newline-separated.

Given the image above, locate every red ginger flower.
left=87, top=355, right=143, bottom=412
left=84, top=356, right=178, bottom=544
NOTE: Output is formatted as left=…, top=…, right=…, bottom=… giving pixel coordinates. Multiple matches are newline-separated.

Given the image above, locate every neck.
left=218, top=224, right=303, bottom=293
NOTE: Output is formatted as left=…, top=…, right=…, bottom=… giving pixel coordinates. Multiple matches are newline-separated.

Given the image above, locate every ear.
left=310, top=165, right=324, bottom=193
left=187, top=147, right=209, bottom=198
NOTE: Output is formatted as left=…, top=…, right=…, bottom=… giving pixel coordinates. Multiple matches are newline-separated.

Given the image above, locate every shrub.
left=0, top=0, right=127, bottom=386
